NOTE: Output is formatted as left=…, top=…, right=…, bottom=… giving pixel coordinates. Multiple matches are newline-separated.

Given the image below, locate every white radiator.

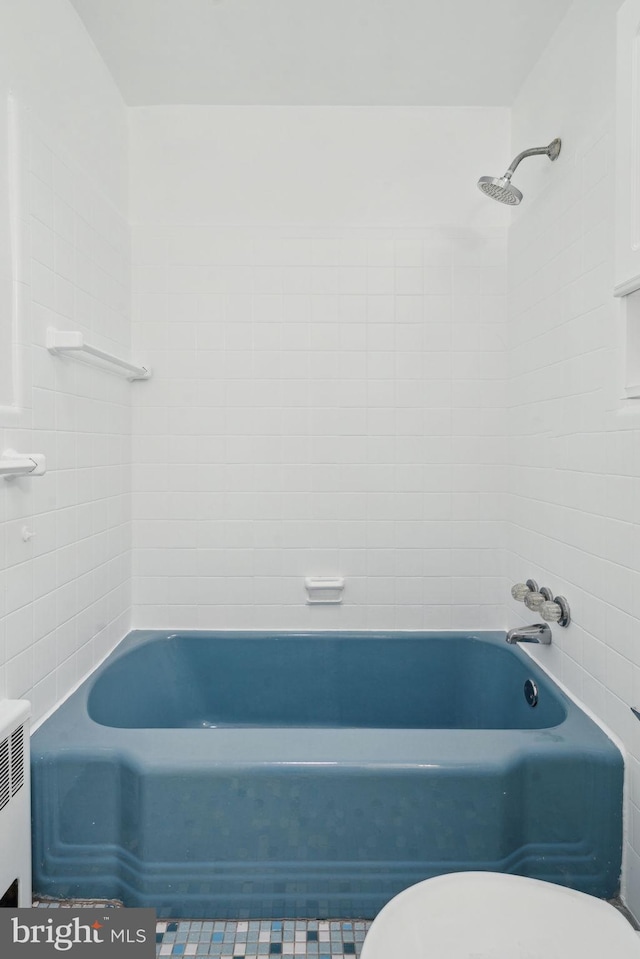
left=0, top=700, right=31, bottom=906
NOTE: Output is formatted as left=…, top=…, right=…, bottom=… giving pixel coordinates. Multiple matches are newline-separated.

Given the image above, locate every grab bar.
left=46, top=329, right=151, bottom=381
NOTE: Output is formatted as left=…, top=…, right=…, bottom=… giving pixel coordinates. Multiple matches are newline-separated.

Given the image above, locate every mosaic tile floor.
left=32, top=903, right=370, bottom=958
left=156, top=920, right=370, bottom=958
left=30, top=897, right=640, bottom=954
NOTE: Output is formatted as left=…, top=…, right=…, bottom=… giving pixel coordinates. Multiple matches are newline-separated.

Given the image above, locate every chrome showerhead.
left=477, top=175, right=523, bottom=206
left=477, top=138, right=561, bottom=205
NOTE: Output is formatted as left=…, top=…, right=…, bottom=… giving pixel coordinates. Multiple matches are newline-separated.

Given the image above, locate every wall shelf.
left=46, top=329, right=151, bottom=381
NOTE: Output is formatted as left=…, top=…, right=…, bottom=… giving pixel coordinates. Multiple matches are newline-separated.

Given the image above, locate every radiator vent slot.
left=10, top=726, right=24, bottom=796
left=0, top=724, right=24, bottom=811
left=0, top=737, right=8, bottom=812
left=0, top=699, right=31, bottom=907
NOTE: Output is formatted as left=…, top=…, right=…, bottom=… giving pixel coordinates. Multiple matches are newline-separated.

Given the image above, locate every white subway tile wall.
left=4, top=0, right=640, bottom=926
left=506, top=0, right=640, bottom=917
left=131, top=226, right=507, bottom=630
left=0, top=106, right=132, bottom=722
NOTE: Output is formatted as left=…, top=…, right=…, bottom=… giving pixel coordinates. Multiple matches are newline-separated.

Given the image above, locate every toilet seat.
left=360, top=872, right=640, bottom=959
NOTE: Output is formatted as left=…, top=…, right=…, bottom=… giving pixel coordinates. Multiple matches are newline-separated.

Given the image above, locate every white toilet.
left=360, top=872, right=640, bottom=958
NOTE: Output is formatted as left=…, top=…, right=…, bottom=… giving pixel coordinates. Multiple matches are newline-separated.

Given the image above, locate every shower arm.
left=503, top=139, right=561, bottom=180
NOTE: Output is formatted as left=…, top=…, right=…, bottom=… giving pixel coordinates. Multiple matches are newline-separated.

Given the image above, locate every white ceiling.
left=68, top=0, right=572, bottom=107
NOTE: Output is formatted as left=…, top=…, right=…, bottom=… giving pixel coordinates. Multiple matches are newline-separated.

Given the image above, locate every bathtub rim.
left=31, top=629, right=622, bottom=772
left=85, top=628, right=568, bottom=732
left=31, top=628, right=621, bottom=743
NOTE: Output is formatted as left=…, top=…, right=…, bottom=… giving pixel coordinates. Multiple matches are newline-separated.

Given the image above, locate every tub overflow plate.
left=524, top=679, right=538, bottom=707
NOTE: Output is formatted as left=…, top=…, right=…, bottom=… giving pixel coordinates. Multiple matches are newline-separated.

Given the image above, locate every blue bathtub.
left=31, top=630, right=623, bottom=918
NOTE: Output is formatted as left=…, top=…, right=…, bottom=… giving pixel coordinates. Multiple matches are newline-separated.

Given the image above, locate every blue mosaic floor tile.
left=31, top=902, right=372, bottom=957
left=155, top=919, right=372, bottom=958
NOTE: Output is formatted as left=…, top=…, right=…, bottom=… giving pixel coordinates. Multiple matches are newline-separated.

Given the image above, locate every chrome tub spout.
left=506, top=623, right=552, bottom=645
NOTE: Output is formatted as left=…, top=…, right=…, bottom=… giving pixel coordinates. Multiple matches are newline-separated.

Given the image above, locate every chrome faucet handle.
left=541, top=601, right=561, bottom=622
left=524, top=591, right=544, bottom=611
left=511, top=579, right=539, bottom=602
left=524, top=586, right=553, bottom=611
left=540, top=596, right=571, bottom=627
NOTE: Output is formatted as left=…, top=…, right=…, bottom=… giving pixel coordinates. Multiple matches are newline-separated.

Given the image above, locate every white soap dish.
left=304, top=577, right=345, bottom=605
